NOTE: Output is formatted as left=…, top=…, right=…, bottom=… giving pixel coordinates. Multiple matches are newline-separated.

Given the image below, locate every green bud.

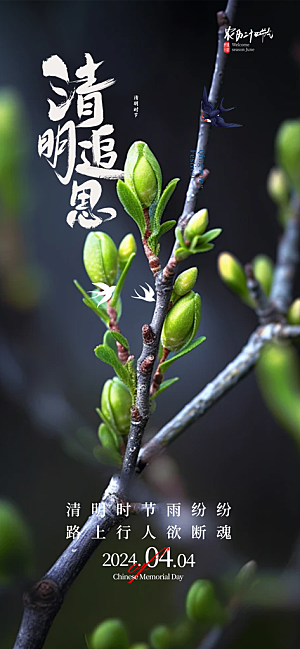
left=184, top=209, right=209, bottom=242
left=172, top=621, right=192, bottom=647
left=101, top=377, right=132, bottom=436
left=118, top=234, right=137, bottom=273
left=161, top=291, right=201, bottom=352
left=256, top=342, right=300, bottom=442
left=252, top=255, right=274, bottom=297
left=98, top=423, right=119, bottom=453
left=173, top=267, right=198, bottom=297
left=0, top=500, right=33, bottom=585
left=288, top=298, right=300, bottom=325
left=88, top=619, right=129, bottom=649
left=234, top=560, right=257, bottom=595
left=124, top=141, right=162, bottom=208
left=276, top=120, right=300, bottom=192
left=149, top=626, right=173, bottom=649
left=218, top=252, right=250, bottom=304
left=83, top=232, right=118, bottom=286
left=267, top=167, right=290, bottom=206
left=186, top=580, right=226, bottom=626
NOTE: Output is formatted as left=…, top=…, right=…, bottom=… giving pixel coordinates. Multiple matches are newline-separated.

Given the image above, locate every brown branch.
left=150, top=346, right=169, bottom=396
left=106, top=302, right=130, bottom=364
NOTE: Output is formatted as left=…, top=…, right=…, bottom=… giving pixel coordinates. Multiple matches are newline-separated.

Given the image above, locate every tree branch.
left=12, top=1, right=252, bottom=646
left=13, top=476, right=123, bottom=649
left=120, top=0, right=239, bottom=494
left=136, top=322, right=300, bottom=472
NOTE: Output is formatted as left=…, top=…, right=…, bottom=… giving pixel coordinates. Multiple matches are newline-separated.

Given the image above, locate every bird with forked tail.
left=201, top=86, right=242, bottom=128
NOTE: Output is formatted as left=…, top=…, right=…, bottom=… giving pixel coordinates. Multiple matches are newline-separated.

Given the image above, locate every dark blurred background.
left=1, top=1, right=300, bottom=647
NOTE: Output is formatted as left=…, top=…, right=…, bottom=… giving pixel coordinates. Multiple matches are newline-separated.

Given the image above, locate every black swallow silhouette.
left=201, top=87, right=242, bottom=128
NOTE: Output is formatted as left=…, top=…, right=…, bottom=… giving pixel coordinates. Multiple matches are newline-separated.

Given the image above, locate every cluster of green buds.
left=98, top=377, right=132, bottom=462
left=186, top=579, right=227, bottom=627
left=175, top=208, right=221, bottom=262
left=117, top=141, right=179, bottom=258
left=217, top=252, right=274, bottom=305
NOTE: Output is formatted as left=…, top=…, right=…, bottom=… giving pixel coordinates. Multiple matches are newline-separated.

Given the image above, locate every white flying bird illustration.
left=91, top=282, right=116, bottom=306
left=131, top=283, right=155, bottom=302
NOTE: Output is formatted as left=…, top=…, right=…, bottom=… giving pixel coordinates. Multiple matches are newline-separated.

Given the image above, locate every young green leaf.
left=95, top=407, right=120, bottom=442
left=147, top=232, right=160, bottom=255
left=198, top=228, right=222, bottom=244
left=103, top=330, right=118, bottom=354
left=150, top=377, right=179, bottom=400
left=93, top=445, right=122, bottom=467
left=153, top=178, right=180, bottom=230
left=126, top=357, right=137, bottom=402
left=74, top=280, right=110, bottom=325
left=94, top=344, right=134, bottom=395
left=114, top=296, right=122, bottom=321
left=175, top=246, right=190, bottom=262
left=190, top=242, right=214, bottom=253
left=159, top=220, right=177, bottom=237
left=108, top=330, right=130, bottom=350
left=110, top=251, right=135, bottom=308
left=159, top=336, right=206, bottom=373
left=175, top=226, right=187, bottom=249
left=117, top=180, right=146, bottom=235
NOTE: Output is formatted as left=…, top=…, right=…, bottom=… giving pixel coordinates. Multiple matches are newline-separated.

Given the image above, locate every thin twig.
left=244, top=263, right=280, bottom=325
left=164, top=0, right=238, bottom=281
left=136, top=322, right=300, bottom=472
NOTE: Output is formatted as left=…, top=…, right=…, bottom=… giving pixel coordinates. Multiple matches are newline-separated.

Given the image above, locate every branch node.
left=142, top=324, right=156, bottom=344
left=140, top=354, right=155, bottom=374
left=131, top=405, right=141, bottom=421
left=217, top=10, right=229, bottom=28
left=23, top=579, right=62, bottom=611
left=163, top=257, right=177, bottom=281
